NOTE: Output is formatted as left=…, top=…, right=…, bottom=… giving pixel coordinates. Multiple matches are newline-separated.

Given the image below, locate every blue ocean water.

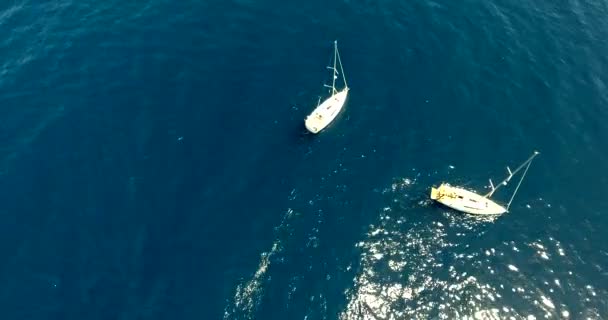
left=1, top=0, right=608, bottom=319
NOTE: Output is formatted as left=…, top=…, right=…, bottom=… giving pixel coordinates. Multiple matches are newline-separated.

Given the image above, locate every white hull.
left=430, top=183, right=506, bottom=215
left=304, top=88, right=349, bottom=134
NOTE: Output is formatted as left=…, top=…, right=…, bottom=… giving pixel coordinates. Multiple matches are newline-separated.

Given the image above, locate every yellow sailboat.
left=431, top=151, right=540, bottom=215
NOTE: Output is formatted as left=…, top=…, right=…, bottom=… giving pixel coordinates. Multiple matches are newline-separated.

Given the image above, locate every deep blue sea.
left=1, top=0, right=608, bottom=319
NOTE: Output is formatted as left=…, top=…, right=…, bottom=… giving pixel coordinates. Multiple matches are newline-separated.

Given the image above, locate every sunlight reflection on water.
left=339, top=175, right=584, bottom=320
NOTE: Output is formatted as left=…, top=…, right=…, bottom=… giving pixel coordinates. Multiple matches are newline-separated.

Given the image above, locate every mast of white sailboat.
left=505, top=153, right=536, bottom=210
left=331, top=40, right=338, bottom=95
left=485, top=151, right=540, bottom=199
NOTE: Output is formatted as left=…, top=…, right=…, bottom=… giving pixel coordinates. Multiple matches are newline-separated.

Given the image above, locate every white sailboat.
left=305, top=40, right=349, bottom=134
left=430, top=151, right=540, bottom=215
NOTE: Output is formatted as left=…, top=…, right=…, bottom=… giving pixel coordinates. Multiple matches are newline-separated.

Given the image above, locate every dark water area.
left=1, top=0, right=607, bottom=319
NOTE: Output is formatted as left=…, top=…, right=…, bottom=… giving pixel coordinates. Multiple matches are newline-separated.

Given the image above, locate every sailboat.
left=430, top=151, right=540, bottom=215
left=304, top=40, right=349, bottom=134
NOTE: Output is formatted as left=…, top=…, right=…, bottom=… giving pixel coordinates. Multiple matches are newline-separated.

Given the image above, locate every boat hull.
left=305, top=88, right=349, bottom=134
left=430, top=183, right=506, bottom=215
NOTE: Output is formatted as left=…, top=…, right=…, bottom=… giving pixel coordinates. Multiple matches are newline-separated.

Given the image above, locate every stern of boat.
left=304, top=117, right=320, bottom=134
left=430, top=186, right=440, bottom=200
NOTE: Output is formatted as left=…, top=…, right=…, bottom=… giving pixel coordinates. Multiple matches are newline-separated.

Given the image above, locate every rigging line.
left=336, top=44, right=348, bottom=88
left=506, top=157, right=534, bottom=211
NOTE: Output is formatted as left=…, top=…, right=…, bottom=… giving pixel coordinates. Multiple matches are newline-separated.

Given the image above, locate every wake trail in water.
left=223, top=188, right=301, bottom=319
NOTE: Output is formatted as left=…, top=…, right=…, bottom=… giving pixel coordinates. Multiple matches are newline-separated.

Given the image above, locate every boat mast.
left=331, top=40, right=338, bottom=95
left=484, top=151, right=540, bottom=200
left=323, top=41, right=339, bottom=95
left=505, top=154, right=536, bottom=210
